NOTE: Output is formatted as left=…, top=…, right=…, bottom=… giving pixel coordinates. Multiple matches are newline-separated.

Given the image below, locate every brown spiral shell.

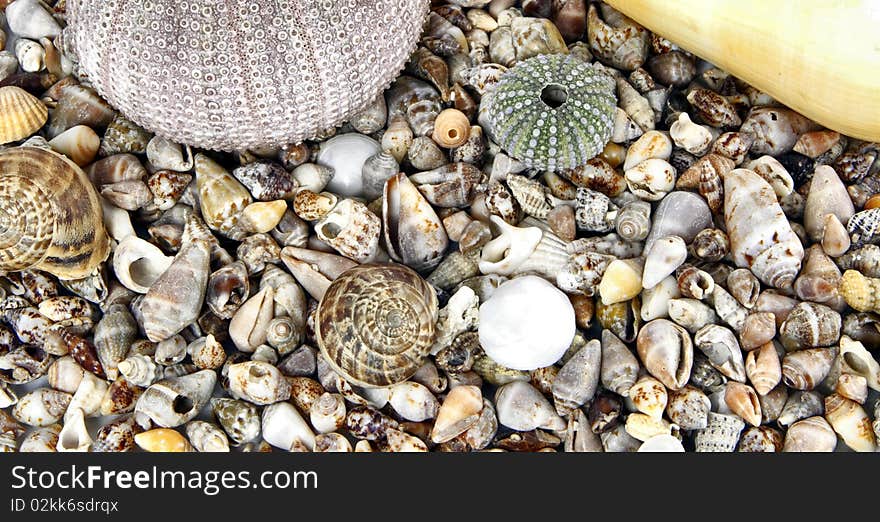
left=316, top=264, right=438, bottom=388
left=0, top=147, right=110, bottom=279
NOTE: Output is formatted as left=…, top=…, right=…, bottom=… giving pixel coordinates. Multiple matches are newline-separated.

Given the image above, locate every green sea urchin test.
left=484, top=54, right=617, bottom=172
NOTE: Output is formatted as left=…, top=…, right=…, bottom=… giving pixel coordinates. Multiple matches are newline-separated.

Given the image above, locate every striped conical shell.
left=0, top=86, right=48, bottom=145
left=316, top=264, right=438, bottom=388
left=483, top=54, right=617, bottom=172
left=0, top=147, right=110, bottom=279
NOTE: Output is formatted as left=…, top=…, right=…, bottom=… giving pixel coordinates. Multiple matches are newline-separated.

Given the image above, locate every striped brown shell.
left=0, top=146, right=110, bottom=279
left=316, top=263, right=438, bottom=387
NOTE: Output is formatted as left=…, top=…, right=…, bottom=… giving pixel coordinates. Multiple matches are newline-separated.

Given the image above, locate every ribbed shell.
left=0, top=147, right=110, bottom=279
left=0, top=86, right=48, bottom=145
left=65, top=0, right=430, bottom=150
left=484, top=54, right=617, bottom=171
left=316, top=264, right=438, bottom=388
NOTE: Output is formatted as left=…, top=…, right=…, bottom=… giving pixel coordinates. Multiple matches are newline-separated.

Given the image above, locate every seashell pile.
left=0, top=0, right=876, bottom=453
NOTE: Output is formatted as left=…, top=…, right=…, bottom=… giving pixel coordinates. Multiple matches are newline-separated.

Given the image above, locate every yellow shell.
left=0, top=146, right=110, bottom=279
left=605, top=0, right=880, bottom=141
left=431, top=108, right=470, bottom=148
left=315, top=263, right=438, bottom=387
left=840, top=269, right=880, bottom=313
left=0, top=86, right=48, bottom=144
left=134, top=428, right=192, bottom=452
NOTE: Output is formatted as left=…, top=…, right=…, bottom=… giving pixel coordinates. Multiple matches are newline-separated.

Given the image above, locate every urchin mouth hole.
left=540, top=84, right=568, bottom=108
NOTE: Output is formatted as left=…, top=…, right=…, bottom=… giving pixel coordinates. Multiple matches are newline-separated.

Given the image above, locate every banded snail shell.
left=316, top=264, right=439, bottom=388
left=0, top=147, right=110, bottom=279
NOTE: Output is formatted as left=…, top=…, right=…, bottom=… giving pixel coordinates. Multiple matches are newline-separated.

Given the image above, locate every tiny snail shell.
left=431, top=108, right=471, bottom=148
left=0, top=147, right=111, bottom=279
left=315, top=264, right=439, bottom=387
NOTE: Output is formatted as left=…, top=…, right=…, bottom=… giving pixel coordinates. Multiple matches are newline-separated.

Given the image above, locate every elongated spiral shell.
left=0, top=147, right=110, bottom=279
left=483, top=53, right=617, bottom=172
left=65, top=0, right=430, bottom=151
left=316, top=264, right=439, bottom=388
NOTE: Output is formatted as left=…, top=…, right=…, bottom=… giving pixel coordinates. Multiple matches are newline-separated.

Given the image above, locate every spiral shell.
left=482, top=53, right=616, bottom=171
left=315, top=264, right=439, bottom=387
left=723, top=168, right=804, bottom=289
left=0, top=147, right=110, bottom=279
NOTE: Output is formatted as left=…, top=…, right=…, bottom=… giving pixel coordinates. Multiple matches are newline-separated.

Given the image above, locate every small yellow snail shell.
left=431, top=109, right=470, bottom=148
left=315, top=263, right=439, bottom=387
left=0, top=146, right=110, bottom=279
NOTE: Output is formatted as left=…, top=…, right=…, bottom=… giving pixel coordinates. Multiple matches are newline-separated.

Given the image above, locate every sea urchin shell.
left=483, top=53, right=617, bottom=172
left=65, top=0, right=430, bottom=151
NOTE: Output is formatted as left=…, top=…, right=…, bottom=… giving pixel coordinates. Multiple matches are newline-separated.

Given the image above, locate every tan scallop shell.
left=315, top=264, right=439, bottom=388
left=0, top=147, right=110, bottom=279
left=0, top=86, right=48, bottom=144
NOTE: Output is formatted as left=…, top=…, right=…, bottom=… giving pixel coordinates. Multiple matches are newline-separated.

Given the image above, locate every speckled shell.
left=695, top=412, right=744, bottom=453
left=723, top=168, right=804, bottom=289
left=483, top=53, right=616, bottom=171
left=840, top=269, right=880, bottom=314
left=315, top=264, right=439, bottom=387
left=65, top=0, right=431, bottom=150
left=0, top=147, right=110, bottom=279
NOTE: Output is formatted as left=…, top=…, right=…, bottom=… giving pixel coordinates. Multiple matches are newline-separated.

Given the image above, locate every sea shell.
left=781, top=348, right=835, bottom=390
left=711, top=132, right=754, bottom=166
left=686, top=88, right=741, bottom=128
left=636, top=319, right=693, bottom=390
left=836, top=373, right=868, bottom=404
left=615, top=200, right=652, bottom=241
left=228, top=287, right=274, bottom=353
left=135, top=370, right=216, bottom=428
left=12, top=388, right=72, bottom=427
left=782, top=416, right=837, bottom=452
left=195, top=154, right=252, bottom=236
left=587, top=3, right=649, bottom=71
left=184, top=421, right=229, bottom=453
left=315, top=264, right=438, bottom=387
left=137, top=217, right=211, bottom=342
left=694, top=412, right=744, bottom=452
left=99, top=377, right=141, bottom=415
left=667, top=298, right=717, bottom=333
left=666, top=385, right=710, bottom=430
left=479, top=275, right=575, bottom=371
left=135, top=428, right=192, bottom=452
left=779, top=302, right=841, bottom=351
left=745, top=342, right=782, bottom=396
left=629, top=375, right=667, bottom=419
left=383, top=173, right=448, bottom=270
left=552, top=339, right=601, bottom=416
left=227, top=361, right=291, bottom=406
left=847, top=208, right=880, bottom=248
left=838, top=335, right=880, bottom=391
left=723, top=168, right=804, bottom=289
left=211, top=397, right=260, bottom=445
left=600, top=330, right=639, bottom=397
left=642, top=235, right=686, bottom=289
left=0, top=86, right=48, bottom=145
left=482, top=53, right=616, bottom=171
left=724, top=381, right=762, bottom=427
left=625, top=158, right=675, bottom=201
left=0, top=146, right=110, bottom=279
left=824, top=393, right=876, bottom=452
left=777, top=390, right=824, bottom=427
left=804, top=165, right=854, bottom=243
left=669, top=112, right=714, bottom=156
left=66, top=371, right=108, bottom=419
left=676, top=267, right=715, bottom=300
left=641, top=274, right=680, bottom=321
left=598, top=258, right=644, bottom=305
left=495, top=380, right=565, bottom=432
left=644, top=191, right=713, bottom=250
left=745, top=155, right=794, bottom=199
left=111, top=235, right=174, bottom=294
left=739, top=107, right=818, bottom=156
left=694, top=324, right=746, bottom=382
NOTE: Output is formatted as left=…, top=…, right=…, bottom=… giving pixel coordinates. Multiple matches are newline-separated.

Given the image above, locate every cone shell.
left=636, top=319, right=693, bottom=390
left=0, top=147, right=111, bottom=279
left=552, top=339, right=601, bottom=416
left=745, top=342, right=782, bottom=396
left=135, top=428, right=192, bottom=452
left=0, top=86, right=48, bottom=144
left=723, top=168, right=803, bottom=289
